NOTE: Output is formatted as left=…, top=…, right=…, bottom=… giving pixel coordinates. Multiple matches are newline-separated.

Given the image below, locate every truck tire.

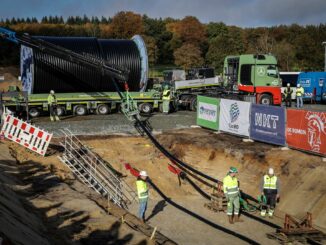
left=56, top=106, right=65, bottom=116
left=29, top=108, right=40, bottom=118
left=96, top=104, right=110, bottom=115
left=190, top=97, right=197, bottom=111
left=259, top=94, right=273, bottom=105
left=139, top=103, right=153, bottom=114
left=74, top=105, right=87, bottom=116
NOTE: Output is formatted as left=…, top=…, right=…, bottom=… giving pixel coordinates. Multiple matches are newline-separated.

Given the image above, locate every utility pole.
left=323, top=42, right=326, bottom=71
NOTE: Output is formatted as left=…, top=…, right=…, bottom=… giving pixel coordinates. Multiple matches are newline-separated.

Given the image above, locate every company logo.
left=199, top=106, right=216, bottom=117
left=198, top=102, right=217, bottom=122
left=306, top=112, right=326, bottom=152
left=257, top=67, right=265, bottom=76
left=255, top=113, right=279, bottom=129
left=300, top=79, right=311, bottom=87
left=229, top=103, right=240, bottom=123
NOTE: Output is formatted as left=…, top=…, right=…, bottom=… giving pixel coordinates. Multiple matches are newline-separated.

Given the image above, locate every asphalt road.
left=33, top=111, right=197, bottom=137
left=29, top=103, right=325, bottom=137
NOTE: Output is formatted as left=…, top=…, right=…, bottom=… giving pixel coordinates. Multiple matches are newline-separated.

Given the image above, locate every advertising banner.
left=286, top=109, right=326, bottom=156
left=197, top=96, right=220, bottom=130
left=20, top=45, right=33, bottom=94
left=250, top=104, right=286, bottom=145
left=219, top=99, right=250, bottom=136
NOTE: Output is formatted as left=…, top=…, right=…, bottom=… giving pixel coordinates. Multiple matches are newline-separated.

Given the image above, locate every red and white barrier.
left=0, top=114, right=52, bottom=156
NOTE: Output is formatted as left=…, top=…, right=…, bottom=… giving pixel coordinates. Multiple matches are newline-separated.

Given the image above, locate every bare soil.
left=1, top=127, right=325, bottom=245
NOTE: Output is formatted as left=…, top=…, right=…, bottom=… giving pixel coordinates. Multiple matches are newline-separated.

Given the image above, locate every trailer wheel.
left=259, top=94, right=273, bottom=105
left=190, top=97, right=197, bottom=111
left=29, top=108, right=40, bottom=118
left=139, top=103, right=153, bottom=114
left=74, top=105, right=87, bottom=116
left=96, top=104, right=110, bottom=115
left=56, top=106, right=65, bottom=116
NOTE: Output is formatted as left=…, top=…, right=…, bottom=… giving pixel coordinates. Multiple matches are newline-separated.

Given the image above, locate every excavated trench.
left=1, top=127, right=325, bottom=245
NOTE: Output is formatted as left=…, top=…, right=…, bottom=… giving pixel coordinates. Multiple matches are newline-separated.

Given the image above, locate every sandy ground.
left=3, top=126, right=324, bottom=244
left=0, top=141, right=159, bottom=245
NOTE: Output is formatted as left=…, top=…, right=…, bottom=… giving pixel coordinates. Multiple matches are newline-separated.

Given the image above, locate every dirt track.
left=1, top=125, right=324, bottom=245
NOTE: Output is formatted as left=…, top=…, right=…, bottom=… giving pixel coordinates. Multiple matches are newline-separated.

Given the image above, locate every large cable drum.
left=20, top=35, right=148, bottom=94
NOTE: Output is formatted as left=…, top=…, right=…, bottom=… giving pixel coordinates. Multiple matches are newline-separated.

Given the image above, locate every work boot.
left=228, top=215, right=234, bottom=224
left=234, top=215, right=244, bottom=223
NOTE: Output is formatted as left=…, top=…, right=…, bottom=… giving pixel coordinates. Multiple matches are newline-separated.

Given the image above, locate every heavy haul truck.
left=0, top=27, right=164, bottom=118
left=164, top=54, right=282, bottom=111
left=1, top=90, right=162, bottom=118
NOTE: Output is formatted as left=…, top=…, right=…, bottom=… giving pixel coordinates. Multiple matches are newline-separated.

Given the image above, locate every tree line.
left=0, top=12, right=325, bottom=73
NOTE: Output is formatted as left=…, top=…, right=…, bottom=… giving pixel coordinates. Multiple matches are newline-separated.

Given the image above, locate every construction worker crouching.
left=162, top=85, right=171, bottom=114
left=223, top=167, right=243, bottom=224
left=47, top=90, right=60, bottom=121
left=136, top=170, right=149, bottom=223
left=260, top=168, right=280, bottom=218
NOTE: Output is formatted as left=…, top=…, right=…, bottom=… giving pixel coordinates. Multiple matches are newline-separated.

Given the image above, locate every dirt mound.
left=0, top=141, right=154, bottom=244
left=2, top=127, right=325, bottom=244
left=83, top=128, right=325, bottom=230
left=0, top=66, right=20, bottom=92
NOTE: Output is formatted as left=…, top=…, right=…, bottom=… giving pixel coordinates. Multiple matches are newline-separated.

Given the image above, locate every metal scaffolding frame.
left=58, top=129, right=136, bottom=209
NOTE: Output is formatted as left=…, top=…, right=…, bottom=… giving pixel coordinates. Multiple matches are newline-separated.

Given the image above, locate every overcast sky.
left=1, top=0, right=325, bottom=27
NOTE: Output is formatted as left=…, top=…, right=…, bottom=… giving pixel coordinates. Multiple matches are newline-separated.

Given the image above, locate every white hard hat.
left=287, top=83, right=290, bottom=87
left=139, top=170, right=148, bottom=177
left=268, top=168, right=274, bottom=175
left=50, top=90, right=55, bottom=94
left=297, top=84, right=301, bottom=87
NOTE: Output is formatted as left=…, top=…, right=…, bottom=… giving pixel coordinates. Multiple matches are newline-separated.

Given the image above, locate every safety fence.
left=0, top=114, right=52, bottom=156
left=197, top=96, right=326, bottom=156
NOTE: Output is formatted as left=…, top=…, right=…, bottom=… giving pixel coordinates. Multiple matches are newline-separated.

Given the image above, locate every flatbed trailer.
left=2, top=90, right=162, bottom=118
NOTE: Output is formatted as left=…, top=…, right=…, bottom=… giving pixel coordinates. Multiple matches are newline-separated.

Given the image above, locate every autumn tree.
left=110, top=11, right=143, bottom=39
left=206, top=27, right=244, bottom=73
left=174, top=43, right=204, bottom=69
left=142, top=35, right=158, bottom=65
left=273, top=41, right=295, bottom=71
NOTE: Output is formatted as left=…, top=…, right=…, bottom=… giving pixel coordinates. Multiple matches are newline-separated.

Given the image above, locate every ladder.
left=58, top=129, right=136, bottom=209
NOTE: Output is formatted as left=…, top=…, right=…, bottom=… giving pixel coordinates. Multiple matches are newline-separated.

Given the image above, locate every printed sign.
left=300, top=79, right=311, bottom=87
left=286, top=109, right=326, bottom=155
left=197, top=96, right=220, bottom=130
left=219, top=99, right=250, bottom=136
left=250, top=104, right=286, bottom=145
left=21, top=45, right=33, bottom=94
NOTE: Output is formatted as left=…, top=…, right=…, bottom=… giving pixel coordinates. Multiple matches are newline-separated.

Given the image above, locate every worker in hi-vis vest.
left=47, top=90, right=60, bottom=121
left=136, top=170, right=149, bottom=222
left=162, top=85, right=171, bottom=114
left=223, top=167, right=243, bottom=224
left=260, top=168, right=280, bottom=218
left=296, top=84, right=304, bottom=108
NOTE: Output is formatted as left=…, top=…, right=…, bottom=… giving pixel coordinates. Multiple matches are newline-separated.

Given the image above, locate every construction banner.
left=250, top=104, right=286, bottom=146
left=197, top=96, right=220, bottom=130
left=219, top=99, right=251, bottom=137
left=286, top=109, right=326, bottom=156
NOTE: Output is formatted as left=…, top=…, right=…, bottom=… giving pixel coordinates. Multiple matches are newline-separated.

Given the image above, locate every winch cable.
left=137, top=120, right=261, bottom=204
left=137, top=120, right=218, bottom=183
left=148, top=178, right=260, bottom=245
left=179, top=172, right=212, bottom=200
left=169, top=166, right=280, bottom=229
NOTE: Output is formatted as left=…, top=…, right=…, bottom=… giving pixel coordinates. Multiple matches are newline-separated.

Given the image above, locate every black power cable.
left=148, top=178, right=260, bottom=245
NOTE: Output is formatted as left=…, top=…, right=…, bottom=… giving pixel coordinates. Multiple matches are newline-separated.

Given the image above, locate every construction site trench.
left=0, top=118, right=325, bottom=245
